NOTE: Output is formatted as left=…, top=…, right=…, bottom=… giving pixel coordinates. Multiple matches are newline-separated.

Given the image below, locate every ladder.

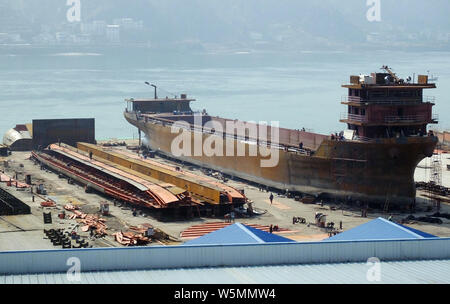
left=430, top=150, right=442, bottom=186
left=383, top=183, right=391, bottom=213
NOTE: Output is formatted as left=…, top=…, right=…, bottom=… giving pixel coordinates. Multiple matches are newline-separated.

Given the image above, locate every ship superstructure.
left=341, top=66, right=437, bottom=139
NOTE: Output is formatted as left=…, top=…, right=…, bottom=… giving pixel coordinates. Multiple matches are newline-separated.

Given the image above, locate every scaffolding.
left=431, top=151, right=442, bottom=186
left=428, top=144, right=443, bottom=209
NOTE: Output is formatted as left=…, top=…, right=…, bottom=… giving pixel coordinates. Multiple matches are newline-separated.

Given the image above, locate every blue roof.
left=325, top=217, right=437, bottom=241
left=184, top=223, right=295, bottom=245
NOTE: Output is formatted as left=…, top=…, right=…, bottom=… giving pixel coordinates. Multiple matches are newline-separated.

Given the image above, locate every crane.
left=381, top=65, right=401, bottom=83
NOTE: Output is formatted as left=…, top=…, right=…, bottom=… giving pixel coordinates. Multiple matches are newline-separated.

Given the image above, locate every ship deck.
left=140, top=112, right=330, bottom=154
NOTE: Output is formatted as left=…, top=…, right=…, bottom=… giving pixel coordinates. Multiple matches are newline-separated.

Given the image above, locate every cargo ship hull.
left=125, top=112, right=437, bottom=207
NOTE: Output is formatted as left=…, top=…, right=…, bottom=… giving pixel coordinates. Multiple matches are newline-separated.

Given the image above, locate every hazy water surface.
left=0, top=48, right=449, bottom=140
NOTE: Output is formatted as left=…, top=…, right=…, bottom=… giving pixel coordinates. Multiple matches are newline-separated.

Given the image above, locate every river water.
left=1, top=47, right=449, bottom=140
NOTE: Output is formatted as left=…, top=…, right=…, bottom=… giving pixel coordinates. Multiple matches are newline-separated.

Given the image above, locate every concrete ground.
left=0, top=145, right=449, bottom=252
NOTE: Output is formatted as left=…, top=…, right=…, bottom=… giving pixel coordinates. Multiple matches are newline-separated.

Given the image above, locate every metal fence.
left=341, top=95, right=436, bottom=105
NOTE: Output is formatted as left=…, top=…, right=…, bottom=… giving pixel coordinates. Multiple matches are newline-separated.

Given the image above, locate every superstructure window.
left=369, top=90, right=386, bottom=98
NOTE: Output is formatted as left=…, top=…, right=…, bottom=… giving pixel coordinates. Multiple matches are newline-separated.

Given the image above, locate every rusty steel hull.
left=125, top=112, right=437, bottom=206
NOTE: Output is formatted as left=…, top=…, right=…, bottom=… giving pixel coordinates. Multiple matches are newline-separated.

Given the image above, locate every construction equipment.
left=293, top=216, right=306, bottom=224
left=315, top=212, right=327, bottom=228
left=36, top=184, right=47, bottom=195
left=381, top=65, right=400, bottom=83
left=100, top=202, right=110, bottom=216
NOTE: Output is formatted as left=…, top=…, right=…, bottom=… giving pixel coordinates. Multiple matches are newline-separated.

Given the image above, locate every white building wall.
left=1, top=238, right=449, bottom=275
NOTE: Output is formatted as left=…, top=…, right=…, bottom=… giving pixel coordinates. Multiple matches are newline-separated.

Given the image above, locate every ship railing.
left=341, top=95, right=436, bottom=105
left=140, top=116, right=312, bottom=155
left=384, top=115, right=427, bottom=123
left=340, top=113, right=368, bottom=123
left=189, top=125, right=313, bottom=155
left=352, top=136, right=376, bottom=143
left=340, top=112, right=438, bottom=124
left=341, top=95, right=362, bottom=103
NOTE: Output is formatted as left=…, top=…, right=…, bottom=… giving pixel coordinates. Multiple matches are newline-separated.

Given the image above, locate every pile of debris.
left=416, top=181, right=450, bottom=197
left=112, top=224, right=153, bottom=246
left=112, top=231, right=150, bottom=246
left=101, top=141, right=127, bottom=147
left=129, top=224, right=152, bottom=233
left=40, top=201, right=56, bottom=207
left=64, top=204, right=108, bottom=236
left=79, top=216, right=107, bottom=236
left=300, top=196, right=316, bottom=204
left=0, top=173, right=30, bottom=188
left=431, top=212, right=450, bottom=220
left=402, top=214, right=443, bottom=224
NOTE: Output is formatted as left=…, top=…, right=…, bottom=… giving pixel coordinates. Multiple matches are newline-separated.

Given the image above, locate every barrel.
left=43, top=212, right=52, bottom=224
left=25, top=174, right=32, bottom=185
left=58, top=211, right=66, bottom=219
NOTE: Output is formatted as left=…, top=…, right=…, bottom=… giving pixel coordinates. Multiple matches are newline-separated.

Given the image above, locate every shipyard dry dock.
left=0, top=139, right=449, bottom=251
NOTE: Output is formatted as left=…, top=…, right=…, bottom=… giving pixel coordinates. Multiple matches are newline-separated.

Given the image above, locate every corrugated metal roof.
left=2, top=238, right=449, bottom=277
left=1, top=259, right=449, bottom=284
left=243, top=225, right=296, bottom=243
left=326, top=217, right=437, bottom=241
left=183, top=223, right=295, bottom=245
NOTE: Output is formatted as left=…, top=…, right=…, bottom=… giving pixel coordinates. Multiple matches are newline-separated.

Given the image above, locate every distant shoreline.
left=1, top=44, right=449, bottom=56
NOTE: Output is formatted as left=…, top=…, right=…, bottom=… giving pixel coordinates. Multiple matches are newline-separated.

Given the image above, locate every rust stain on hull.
left=125, top=112, right=437, bottom=206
